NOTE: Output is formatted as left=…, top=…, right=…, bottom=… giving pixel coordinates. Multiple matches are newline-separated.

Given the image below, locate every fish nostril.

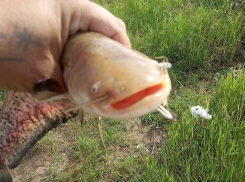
left=105, top=91, right=114, bottom=98
left=153, top=69, right=161, bottom=77
left=115, top=86, right=125, bottom=95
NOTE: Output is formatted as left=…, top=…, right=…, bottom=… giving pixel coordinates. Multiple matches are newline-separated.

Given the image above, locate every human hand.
left=0, top=0, right=131, bottom=93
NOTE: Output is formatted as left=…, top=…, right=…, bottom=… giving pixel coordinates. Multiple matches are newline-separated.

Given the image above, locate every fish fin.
left=0, top=91, right=78, bottom=169
left=0, top=165, right=12, bottom=182
left=32, top=78, right=67, bottom=102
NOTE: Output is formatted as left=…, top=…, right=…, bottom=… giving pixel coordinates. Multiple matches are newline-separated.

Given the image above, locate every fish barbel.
left=34, top=32, right=176, bottom=120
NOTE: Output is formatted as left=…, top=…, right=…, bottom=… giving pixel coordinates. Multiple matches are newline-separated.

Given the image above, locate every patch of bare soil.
left=10, top=123, right=72, bottom=182
left=10, top=118, right=167, bottom=182
left=108, top=121, right=168, bottom=162
left=10, top=152, right=51, bottom=182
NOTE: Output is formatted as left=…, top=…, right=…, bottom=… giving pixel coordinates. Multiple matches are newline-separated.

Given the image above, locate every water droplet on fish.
left=147, top=76, right=154, bottom=82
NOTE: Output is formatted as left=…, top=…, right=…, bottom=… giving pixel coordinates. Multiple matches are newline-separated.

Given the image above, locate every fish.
left=33, top=32, right=176, bottom=120
left=0, top=32, right=176, bottom=182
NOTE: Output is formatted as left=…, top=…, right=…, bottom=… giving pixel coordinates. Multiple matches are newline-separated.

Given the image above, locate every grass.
left=1, top=0, right=245, bottom=181
left=97, top=0, right=244, bottom=73
left=0, top=89, right=6, bottom=105
left=157, top=71, right=245, bottom=181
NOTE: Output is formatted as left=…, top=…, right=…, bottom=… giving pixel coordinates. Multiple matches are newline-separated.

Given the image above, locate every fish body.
left=0, top=91, right=79, bottom=182
left=40, top=32, right=174, bottom=120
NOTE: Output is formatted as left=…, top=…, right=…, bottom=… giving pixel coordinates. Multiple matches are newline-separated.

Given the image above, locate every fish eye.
left=91, top=84, right=98, bottom=93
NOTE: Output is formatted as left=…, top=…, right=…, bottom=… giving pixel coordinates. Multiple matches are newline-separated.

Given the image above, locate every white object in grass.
left=190, top=105, right=212, bottom=120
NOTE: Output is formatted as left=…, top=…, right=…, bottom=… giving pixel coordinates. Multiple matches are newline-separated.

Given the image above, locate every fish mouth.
left=111, top=83, right=164, bottom=109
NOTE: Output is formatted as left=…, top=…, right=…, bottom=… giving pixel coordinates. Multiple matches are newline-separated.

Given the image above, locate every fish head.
left=63, top=33, right=175, bottom=120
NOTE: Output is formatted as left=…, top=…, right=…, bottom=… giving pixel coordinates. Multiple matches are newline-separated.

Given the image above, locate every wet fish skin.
left=53, top=33, right=174, bottom=119
left=0, top=91, right=79, bottom=181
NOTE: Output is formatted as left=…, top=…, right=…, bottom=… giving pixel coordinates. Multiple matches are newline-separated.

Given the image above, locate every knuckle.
left=117, top=18, right=127, bottom=31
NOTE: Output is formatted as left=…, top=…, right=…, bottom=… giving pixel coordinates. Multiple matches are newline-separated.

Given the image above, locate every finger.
left=70, top=1, right=131, bottom=48
left=110, top=17, right=132, bottom=49
left=0, top=59, right=67, bottom=93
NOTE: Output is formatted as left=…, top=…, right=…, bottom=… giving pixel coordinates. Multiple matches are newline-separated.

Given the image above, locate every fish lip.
left=92, top=79, right=172, bottom=119
left=110, top=83, right=165, bottom=109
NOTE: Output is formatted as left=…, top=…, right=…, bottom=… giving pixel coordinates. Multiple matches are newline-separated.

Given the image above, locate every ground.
left=10, top=115, right=167, bottom=182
